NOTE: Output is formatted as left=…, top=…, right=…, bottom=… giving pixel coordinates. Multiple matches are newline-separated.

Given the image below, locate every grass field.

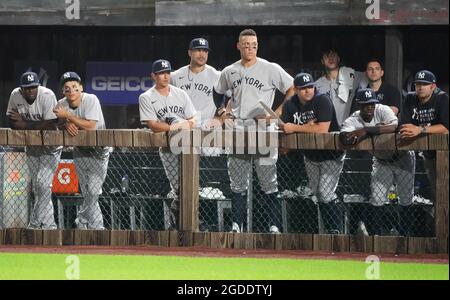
left=0, top=253, right=448, bottom=280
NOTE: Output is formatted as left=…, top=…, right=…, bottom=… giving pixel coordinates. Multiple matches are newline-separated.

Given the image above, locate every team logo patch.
left=418, top=72, right=425, bottom=79
left=27, top=74, right=34, bottom=82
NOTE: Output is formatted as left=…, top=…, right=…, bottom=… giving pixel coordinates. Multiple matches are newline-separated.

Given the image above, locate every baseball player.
left=171, top=38, right=222, bottom=129
left=340, top=88, right=416, bottom=236
left=280, top=72, right=344, bottom=234
left=399, top=70, right=449, bottom=208
left=315, top=48, right=367, bottom=126
left=214, top=28, right=295, bottom=233
left=6, top=71, right=61, bottom=230
left=53, top=72, right=110, bottom=230
left=139, top=59, right=196, bottom=230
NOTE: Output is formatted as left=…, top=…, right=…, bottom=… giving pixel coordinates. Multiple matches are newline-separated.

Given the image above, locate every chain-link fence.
left=0, top=145, right=435, bottom=237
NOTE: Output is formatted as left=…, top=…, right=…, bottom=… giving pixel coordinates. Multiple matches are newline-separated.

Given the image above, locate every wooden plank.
left=158, top=231, right=170, bottom=247
left=177, top=231, right=193, bottom=247
left=114, top=130, right=134, bottom=147
left=43, top=230, right=62, bottom=246
left=210, top=232, right=231, bottom=249
left=232, top=233, right=255, bottom=249
left=94, top=230, right=111, bottom=246
left=0, top=128, right=9, bottom=145
left=407, top=237, right=438, bottom=254
left=25, top=130, right=43, bottom=146
left=64, top=130, right=97, bottom=146
left=7, top=130, right=26, bottom=146
left=111, top=230, right=130, bottom=246
left=373, top=236, right=407, bottom=254
left=297, top=133, right=316, bottom=150
left=350, top=235, right=374, bottom=253
left=129, top=231, right=144, bottom=246
left=280, top=133, right=297, bottom=149
left=253, top=234, right=275, bottom=250
left=201, top=130, right=224, bottom=150
left=298, top=234, right=314, bottom=250
left=0, top=229, right=5, bottom=245
left=427, top=134, right=448, bottom=150
left=151, top=132, right=168, bottom=147
left=275, top=233, right=300, bottom=250
left=332, top=235, right=350, bottom=252
left=335, top=134, right=373, bottom=150
left=4, top=229, right=22, bottom=245
left=193, top=232, right=210, bottom=247
left=314, top=133, right=336, bottom=150
left=96, top=130, right=115, bottom=147
left=435, top=151, right=449, bottom=254
left=180, top=153, right=200, bottom=231
left=372, top=133, right=396, bottom=150
left=396, top=133, right=428, bottom=151
left=169, top=231, right=179, bottom=247
left=313, top=234, right=333, bottom=251
left=62, top=230, right=75, bottom=245
left=144, top=231, right=159, bottom=246
left=74, top=230, right=95, bottom=245
left=133, top=130, right=153, bottom=148
left=42, top=130, right=64, bottom=146
left=21, top=229, right=43, bottom=245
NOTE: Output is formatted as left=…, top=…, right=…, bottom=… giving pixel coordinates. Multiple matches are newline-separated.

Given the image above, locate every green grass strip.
left=0, top=253, right=448, bottom=280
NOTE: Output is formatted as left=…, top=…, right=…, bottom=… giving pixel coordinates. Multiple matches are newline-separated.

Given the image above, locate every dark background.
left=0, top=25, right=448, bottom=128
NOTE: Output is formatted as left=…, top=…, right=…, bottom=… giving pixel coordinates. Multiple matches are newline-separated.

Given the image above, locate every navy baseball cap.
left=152, top=59, right=172, bottom=74
left=60, top=71, right=82, bottom=86
left=356, top=88, right=379, bottom=105
left=189, top=38, right=210, bottom=50
left=294, top=73, right=315, bottom=88
left=20, top=72, right=40, bottom=88
left=413, top=70, right=436, bottom=84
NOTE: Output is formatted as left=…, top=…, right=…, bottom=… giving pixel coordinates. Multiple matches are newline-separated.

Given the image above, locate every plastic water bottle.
left=121, top=174, right=129, bottom=193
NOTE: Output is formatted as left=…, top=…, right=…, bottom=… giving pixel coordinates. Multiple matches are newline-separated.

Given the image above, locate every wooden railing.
left=0, top=128, right=448, bottom=254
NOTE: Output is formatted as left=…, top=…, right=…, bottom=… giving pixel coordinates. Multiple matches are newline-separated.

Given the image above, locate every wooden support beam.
left=373, top=236, right=407, bottom=254
left=396, top=133, right=428, bottom=151
left=42, top=130, right=64, bottom=146
left=373, top=133, right=397, bottom=151
left=407, top=237, right=438, bottom=254
left=428, top=134, right=449, bottom=150
left=193, top=232, right=210, bottom=247
left=113, top=130, right=134, bottom=147
left=297, top=133, right=316, bottom=150
left=180, top=141, right=200, bottom=231
left=335, top=135, right=373, bottom=151
left=96, top=130, right=115, bottom=147
left=254, top=234, right=276, bottom=250
left=313, top=234, right=333, bottom=251
left=280, top=133, right=297, bottom=150
left=24, top=130, right=43, bottom=146
left=332, top=235, right=350, bottom=252
left=315, top=133, right=337, bottom=150
left=350, top=235, right=374, bottom=253
left=64, top=130, right=97, bottom=146
left=22, top=229, right=43, bottom=245
left=436, top=150, right=449, bottom=253
left=233, top=233, right=255, bottom=249
left=7, top=130, right=26, bottom=146
left=43, top=230, right=62, bottom=246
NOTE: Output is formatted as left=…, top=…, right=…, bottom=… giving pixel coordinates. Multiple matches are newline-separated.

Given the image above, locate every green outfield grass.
left=0, top=253, right=447, bottom=280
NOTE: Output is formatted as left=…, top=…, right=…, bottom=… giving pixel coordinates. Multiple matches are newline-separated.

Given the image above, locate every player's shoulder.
left=375, top=103, right=394, bottom=113
left=172, top=65, right=189, bottom=77
left=139, top=87, right=155, bottom=99
left=222, top=61, right=240, bottom=73
left=170, top=84, right=189, bottom=96
left=204, top=64, right=221, bottom=76
left=38, top=86, right=56, bottom=98
left=315, top=92, right=332, bottom=103
left=10, top=87, right=21, bottom=97
left=404, top=91, right=418, bottom=102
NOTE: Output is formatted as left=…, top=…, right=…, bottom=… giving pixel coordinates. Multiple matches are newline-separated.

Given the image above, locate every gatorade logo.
left=365, top=91, right=372, bottom=98
left=57, top=168, right=71, bottom=185
left=418, top=72, right=425, bottom=79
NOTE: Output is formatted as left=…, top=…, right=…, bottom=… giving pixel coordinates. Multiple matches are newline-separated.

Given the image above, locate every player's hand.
left=204, top=118, right=223, bottom=130
left=8, top=111, right=23, bottom=121
left=345, top=128, right=367, bottom=144
left=64, top=122, right=79, bottom=136
left=282, top=123, right=297, bottom=134
left=53, top=106, right=71, bottom=119
left=279, top=147, right=290, bottom=155
left=399, top=124, right=421, bottom=139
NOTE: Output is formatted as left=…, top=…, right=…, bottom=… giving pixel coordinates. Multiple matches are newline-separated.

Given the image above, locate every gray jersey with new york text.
left=139, top=84, right=196, bottom=125
left=171, top=65, right=220, bottom=126
left=215, top=57, right=293, bottom=120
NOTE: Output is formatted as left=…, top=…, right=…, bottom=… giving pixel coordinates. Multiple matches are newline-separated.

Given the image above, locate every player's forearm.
left=274, top=86, right=295, bottom=116
left=147, top=120, right=171, bottom=132
left=365, top=124, right=397, bottom=135
left=288, top=123, right=329, bottom=133
left=9, top=119, right=56, bottom=130
left=422, top=124, right=448, bottom=134
left=66, top=114, right=96, bottom=130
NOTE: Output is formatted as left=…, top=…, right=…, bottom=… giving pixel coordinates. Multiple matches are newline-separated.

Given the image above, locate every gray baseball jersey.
left=139, top=84, right=197, bottom=125
left=171, top=65, right=220, bottom=126
left=315, top=67, right=367, bottom=126
left=341, top=103, right=398, bottom=160
left=7, top=86, right=61, bottom=156
left=215, top=57, right=293, bottom=120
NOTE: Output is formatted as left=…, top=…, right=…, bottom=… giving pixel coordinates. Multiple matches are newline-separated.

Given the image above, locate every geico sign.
left=91, top=76, right=152, bottom=91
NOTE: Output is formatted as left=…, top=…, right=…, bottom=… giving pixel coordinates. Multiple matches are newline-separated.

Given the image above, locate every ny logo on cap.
left=199, top=39, right=206, bottom=45
left=303, top=75, right=310, bottom=82
left=63, top=72, right=71, bottom=79
left=365, top=91, right=372, bottom=98
left=418, top=72, right=425, bottom=79
left=161, top=61, right=169, bottom=68
left=27, top=74, right=34, bottom=82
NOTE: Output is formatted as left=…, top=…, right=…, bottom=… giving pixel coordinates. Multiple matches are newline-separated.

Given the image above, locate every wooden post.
left=179, top=129, right=199, bottom=231
left=436, top=150, right=449, bottom=253
left=385, top=28, right=403, bottom=92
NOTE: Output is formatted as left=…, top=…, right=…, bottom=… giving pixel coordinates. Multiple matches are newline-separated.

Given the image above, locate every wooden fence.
left=0, top=128, right=448, bottom=254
